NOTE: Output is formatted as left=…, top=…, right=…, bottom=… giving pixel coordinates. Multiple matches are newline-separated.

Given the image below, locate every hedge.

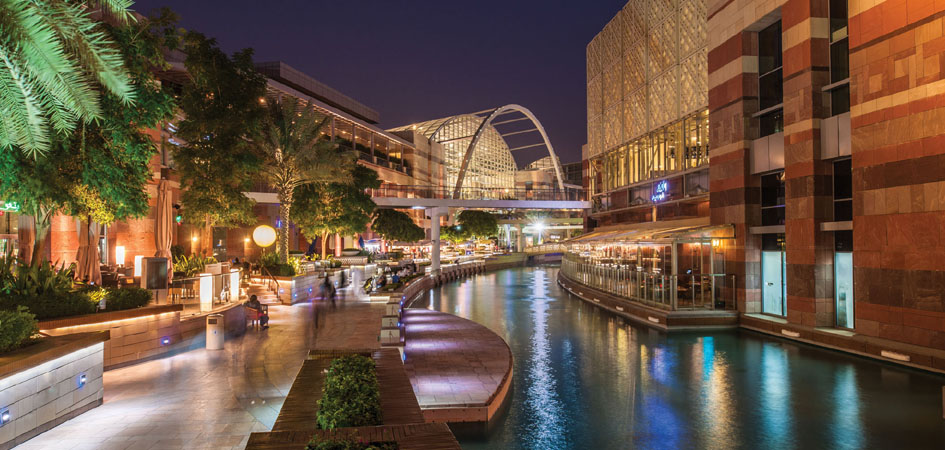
left=0, top=307, right=38, bottom=353
left=316, top=355, right=382, bottom=430
left=103, top=287, right=152, bottom=311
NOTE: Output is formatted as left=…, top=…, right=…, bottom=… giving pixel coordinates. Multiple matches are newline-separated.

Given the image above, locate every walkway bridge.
left=368, top=185, right=588, bottom=210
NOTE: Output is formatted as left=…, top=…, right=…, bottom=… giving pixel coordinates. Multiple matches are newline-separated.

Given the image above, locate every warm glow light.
left=191, top=236, right=198, bottom=242
left=229, top=269, right=240, bottom=301
left=199, top=273, right=213, bottom=312
left=253, top=225, right=277, bottom=247
left=133, top=255, right=143, bottom=277
left=244, top=237, right=250, bottom=243
left=115, top=246, right=125, bottom=266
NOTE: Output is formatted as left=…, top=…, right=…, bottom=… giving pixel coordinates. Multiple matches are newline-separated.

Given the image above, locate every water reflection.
left=423, top=267, right=945, bottom=450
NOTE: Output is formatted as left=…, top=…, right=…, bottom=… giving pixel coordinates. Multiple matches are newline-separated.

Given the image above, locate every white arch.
left=451, top=104, right=566, bottom=199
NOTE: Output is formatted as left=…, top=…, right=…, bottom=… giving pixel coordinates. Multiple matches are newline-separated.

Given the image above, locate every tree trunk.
left=30, top=206, right=53, bottom=268
left=320, top=231, right=329, bottom=260
left=277, top=187, right=293, bottom=263
left=202, top=215, right=212, bottom=257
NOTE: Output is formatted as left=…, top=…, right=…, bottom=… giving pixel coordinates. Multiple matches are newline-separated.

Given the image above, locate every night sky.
left=132, top=0, right=626, bottom=164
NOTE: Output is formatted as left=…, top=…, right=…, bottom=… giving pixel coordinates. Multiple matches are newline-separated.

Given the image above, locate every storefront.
left=0, top=201, right=20, bottom=256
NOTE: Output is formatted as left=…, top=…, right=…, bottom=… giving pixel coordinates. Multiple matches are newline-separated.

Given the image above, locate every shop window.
left=761, top=171, right=786, bottom=226
left=834, top=230, right=854, bottom=328
left=833, top=159, right=852, bottom=221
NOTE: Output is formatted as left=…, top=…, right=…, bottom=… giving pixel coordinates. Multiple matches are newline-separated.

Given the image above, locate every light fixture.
left=77, top=373, right=87, bottom=388
left=229, top=269, right=240, bottom=302
left=134, top=255, right=144, bottom=277
left=199, top=273, right=213, bottom=312
left=191, top=236, right=198, bottom=242
left=115, top=246, right=125, bottom=266
left=253, top=225, right=277, bottom=247
left=244, top=237, right=250, bottom=243
left=161, top=337, right=171, bottom=345
left=0, top=408, right=10, bottom=426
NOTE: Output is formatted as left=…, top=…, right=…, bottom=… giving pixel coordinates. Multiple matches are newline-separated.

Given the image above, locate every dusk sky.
left=133, top=0, right=627, bottom=165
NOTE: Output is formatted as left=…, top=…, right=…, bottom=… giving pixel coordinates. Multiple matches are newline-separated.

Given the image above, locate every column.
left=334, top=234, right=343, bottom=257
left=516, top=225, right=524, bottom=252
left=425, top=207, right=448, bottom=274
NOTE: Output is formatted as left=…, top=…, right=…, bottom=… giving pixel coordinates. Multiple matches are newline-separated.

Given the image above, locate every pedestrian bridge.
left=368, top=185, right=589, bottom=210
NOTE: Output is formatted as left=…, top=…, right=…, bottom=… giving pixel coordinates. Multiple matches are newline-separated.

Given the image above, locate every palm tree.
left=0, top=0, right=135, bottom=157
left=257, top=97, right=353, bottom=262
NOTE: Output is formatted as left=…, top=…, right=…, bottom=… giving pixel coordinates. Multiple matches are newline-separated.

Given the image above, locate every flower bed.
left=317, top=355, right=382, bottom=430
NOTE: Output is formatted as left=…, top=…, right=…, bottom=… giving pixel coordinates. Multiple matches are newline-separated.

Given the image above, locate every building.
left=585, top=0, right=710, bottom=228
left=562, top=161, right=583, bottom=187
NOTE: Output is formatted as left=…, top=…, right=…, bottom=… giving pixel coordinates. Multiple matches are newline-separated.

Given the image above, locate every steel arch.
left=451, top=104, right=565, bottom=199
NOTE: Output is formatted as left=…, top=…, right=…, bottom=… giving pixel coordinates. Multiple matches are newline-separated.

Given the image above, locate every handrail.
left=259, top=265, right=282, bottom=303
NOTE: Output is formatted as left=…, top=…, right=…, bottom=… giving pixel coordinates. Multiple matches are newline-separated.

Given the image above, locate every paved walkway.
left=18, top=290, right=385, bottom=450
left=402, top=308, right=513, bottom=422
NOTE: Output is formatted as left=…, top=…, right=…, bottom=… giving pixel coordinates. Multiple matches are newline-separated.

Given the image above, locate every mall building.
left=573, top=0, right=945, bottom=372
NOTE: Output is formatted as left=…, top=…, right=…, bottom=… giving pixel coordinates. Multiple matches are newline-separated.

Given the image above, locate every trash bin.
left=207, top=313, right=224, bottom=350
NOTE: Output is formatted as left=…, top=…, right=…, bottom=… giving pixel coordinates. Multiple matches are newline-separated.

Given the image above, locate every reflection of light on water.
left=699, top=336, right=735, bottom=448
left=832, top=366, right=862, bottom=449
left=637, top=342, right=683, bottom=448
left=525, top=270, right=567, bottom=449
left=761, top=343, right=791, bottom=446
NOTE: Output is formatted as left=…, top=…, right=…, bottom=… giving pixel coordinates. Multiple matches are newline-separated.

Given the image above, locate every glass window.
left=759, top=110, right=783, bottom=137
left=762, top=233, right=787, bottom=316
left=759, top=68, right=784, bottom=111
left=835, top=231, right=854, bottom=328
left=830, top=84, right=850, bottom=115
left=833, top=159, right=853, bottom=221
left=761, top=172, right=786, bottom=226
left=830, top=38, right=849, bottom=83
left=98, top=226, right=108, bottom=265
left=758, top=21, right=783, bottom=76
left=212, top=227, right=227, bottom=261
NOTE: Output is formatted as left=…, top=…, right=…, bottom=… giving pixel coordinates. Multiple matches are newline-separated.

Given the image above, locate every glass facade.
left=586, top=0, right=708, bottom=160
left=392, top=114, right=517, bottom=197
left=835, top=231, right=854, bottom=328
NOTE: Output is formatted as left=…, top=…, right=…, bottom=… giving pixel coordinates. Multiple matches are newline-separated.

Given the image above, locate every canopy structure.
left=390, top=104, right=566, bottom=199
left=568, top=217, right=734, bottom=245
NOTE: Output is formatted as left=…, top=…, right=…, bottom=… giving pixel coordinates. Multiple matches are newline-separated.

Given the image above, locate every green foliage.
left=173, top=254, right=217, bottom=277
left=0, top=256, right=97, bottom=320
left=255, top=96, right=353, bottom=262
left=306, top=439, right=398, bottom=450
left=0, top=12, right=179, bottom=265
left=103, top=287, right=151, bottom=311
left=456, top=210, right=498, bottom=238
left=170, top=244, right=185, bottom=260
left=316, top=355, right=382, bottom=430
left=258, top=250, right=296, bottom=277
left=0, top=306, right=37, bottom=353
left=371, top=209, right=424, bottom=244
left=0, top=0, right=135, bottom=156
left=441, top=225, right=471, bottom=244
left=293, top=165, right=380, bottom=258
left=173, top=31, right=267, bottom=229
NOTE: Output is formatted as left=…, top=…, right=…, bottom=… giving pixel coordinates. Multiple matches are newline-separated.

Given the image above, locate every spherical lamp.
left=252, top=225, right=276, bottom=247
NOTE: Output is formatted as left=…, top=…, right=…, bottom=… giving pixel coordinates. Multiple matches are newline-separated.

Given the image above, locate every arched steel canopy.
left=390, top=104, right=566, bottom=199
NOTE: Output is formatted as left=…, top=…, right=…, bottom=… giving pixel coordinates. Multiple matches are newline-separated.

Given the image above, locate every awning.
left=567, top=217, right=734, bottom=244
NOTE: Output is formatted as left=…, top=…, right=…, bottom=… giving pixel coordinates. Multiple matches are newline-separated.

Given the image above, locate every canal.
left=416, top=266, right=945, bottom=449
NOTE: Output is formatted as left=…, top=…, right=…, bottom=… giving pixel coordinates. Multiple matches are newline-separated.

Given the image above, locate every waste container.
left=206, top=313, right=224, bottom=350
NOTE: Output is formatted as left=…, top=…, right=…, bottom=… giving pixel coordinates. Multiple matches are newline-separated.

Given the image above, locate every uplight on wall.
left=115, top=246, right=126, bottom=267
left=199, top=273, right=213, bottom=312
left=134, top=255, right=144, bottom=277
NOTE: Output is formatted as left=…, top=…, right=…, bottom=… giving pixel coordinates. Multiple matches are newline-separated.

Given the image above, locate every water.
left=416, top=266, right=945, bottom=450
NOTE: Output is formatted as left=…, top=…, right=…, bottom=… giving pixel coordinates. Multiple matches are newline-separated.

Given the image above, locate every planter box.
left=0, top=332, right=108, bottom=450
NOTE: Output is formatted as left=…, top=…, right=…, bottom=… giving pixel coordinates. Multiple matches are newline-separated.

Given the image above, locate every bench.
left=245, top=304, right=269, bottom=328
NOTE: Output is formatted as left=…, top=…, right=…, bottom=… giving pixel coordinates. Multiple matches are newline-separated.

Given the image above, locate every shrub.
left=0, top=307, right=38, bottom=353
left=316, top=355, right=382, bottom=430
left=306, top=439, right=398, bottom=450
left=173, top=254, right=217, bottom=277
left=0, top=290, right=97, bottom=320
left=258, top=251, right=297, bottom=277
left=104, top=287, right=151, bottom=311
left=0, top=255, right=97, bottom=320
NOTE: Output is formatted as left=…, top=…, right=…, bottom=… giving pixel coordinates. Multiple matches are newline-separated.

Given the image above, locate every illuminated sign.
left=651, top=181, right=669, bottom=203
left=0, top=201, right=20, bottom=212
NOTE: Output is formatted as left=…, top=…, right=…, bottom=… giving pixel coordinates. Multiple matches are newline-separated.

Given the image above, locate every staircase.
left=243, top=279, right=282, bottom=305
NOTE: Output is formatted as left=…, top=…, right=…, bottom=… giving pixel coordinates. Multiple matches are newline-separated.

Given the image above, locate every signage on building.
left=651, top=181, right=669, bottom=203
left=0, top=201, right=19, bottom=212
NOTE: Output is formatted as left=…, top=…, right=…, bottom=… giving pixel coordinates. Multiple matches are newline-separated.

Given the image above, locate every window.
left=826, top=0, right=850, bottom=116
left=761, top=171, right=786, bottom=226
left=212, top=227, right=227, bottom=261
left=835, top=230, right=854, bottom=328
left=762, top=233, right=787, bottom=316
left=833, top=159, right=852, bottom=221
left=758, top=21, right=784, bottom=137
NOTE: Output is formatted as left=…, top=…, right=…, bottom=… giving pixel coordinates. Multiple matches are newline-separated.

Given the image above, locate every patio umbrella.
left=75, top=219, right=101, bottom=284
left=154, top=179, right=173, bottom=284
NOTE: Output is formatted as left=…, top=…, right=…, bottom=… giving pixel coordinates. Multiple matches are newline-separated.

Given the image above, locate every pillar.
left=516, top=225, right=524, bottom=252
left=425, top=207, right=448, bottom=274
left=334, top=234, right=342, bottom=257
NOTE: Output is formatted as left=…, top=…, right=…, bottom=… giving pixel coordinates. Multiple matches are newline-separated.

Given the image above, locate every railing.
left=525, top=243, right=567, bottom=254
left=168, top=270, right=241, bottom=308
left=259, top=265, right=283, bottom=303
left=368, top=185, right=586, bottom=201
left=560, top=254, right=735, bottom=311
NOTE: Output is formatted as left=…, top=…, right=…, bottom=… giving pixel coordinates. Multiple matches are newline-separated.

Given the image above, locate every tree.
left=173, top=32, right=267, bottom=255
left=441, top=225, right=470, bottom=244
left=292, top=165, right=380, bottom=259
left=371, top=209, right=424, bottom=244
left=256, top=97, right=352, bottom=262
left=0, top=12, right=178, bottom=266
left=456, top=210, right=498, bottom=238
left=0, top=0, right=136, bottom=157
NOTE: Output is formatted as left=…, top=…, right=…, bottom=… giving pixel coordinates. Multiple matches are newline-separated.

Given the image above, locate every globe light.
left=253, top=225, right=277, bottom=247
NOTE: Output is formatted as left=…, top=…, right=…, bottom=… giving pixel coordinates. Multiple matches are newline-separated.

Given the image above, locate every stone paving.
left=402, top=308, right=512, bottom=420
left=17, top=290, right=385, bottom=450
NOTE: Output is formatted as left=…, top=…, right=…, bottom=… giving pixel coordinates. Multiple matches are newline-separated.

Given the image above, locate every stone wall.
left=0, top=334, right=107, bottom=450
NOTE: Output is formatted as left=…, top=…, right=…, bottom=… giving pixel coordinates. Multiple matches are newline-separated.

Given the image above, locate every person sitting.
left=392, top=273, right=400, bottom=284
left=245, top=295, right=269, bottom=328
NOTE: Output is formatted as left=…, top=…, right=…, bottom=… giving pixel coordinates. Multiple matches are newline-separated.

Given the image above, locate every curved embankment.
left=401, top=308, right=513, bottom=423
